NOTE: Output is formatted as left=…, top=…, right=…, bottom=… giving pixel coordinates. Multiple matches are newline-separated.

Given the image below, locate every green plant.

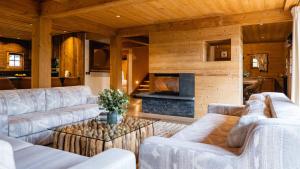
left=98, top=89, right=129, bottom=115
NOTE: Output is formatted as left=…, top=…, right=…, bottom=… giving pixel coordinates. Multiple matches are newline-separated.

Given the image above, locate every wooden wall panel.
left=53, top=33, right=85, bottom=84
left=131, top=46, right=149, bottom=92
left=243, top=42, right=286, bottom=78
left=0, top=39, right=31, bottom=71
left=149, top=25, right=243, bottom=117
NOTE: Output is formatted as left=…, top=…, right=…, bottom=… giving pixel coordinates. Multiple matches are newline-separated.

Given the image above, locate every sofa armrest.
left=87, top=96, right=98, bottom=104
left=207, top=103, right=246, bottom=117
left=68, top=148, right=136, bottom=169
left=0, top=140, right=16, bottom=169
left=238, top=118, right=300, bottom=169
left=139, top=136, right=236, bottom=169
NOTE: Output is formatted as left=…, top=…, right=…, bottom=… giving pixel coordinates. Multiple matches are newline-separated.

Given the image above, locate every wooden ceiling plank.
left=0, top=0, right=38, bottom=18
left=117, top=8, right=292, bottom=37
left=53, top=16, right=116, bottom=37
left=41, top=0, right=155, bottom=18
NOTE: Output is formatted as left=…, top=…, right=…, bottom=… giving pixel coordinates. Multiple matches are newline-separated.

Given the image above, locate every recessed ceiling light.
left=261, top=36, right=265, bottom=39
left=116, top=15, right=121, bottom=18
left=29, top=23, right=32, bottom=26
left=63, top=31, right=68, bottom=33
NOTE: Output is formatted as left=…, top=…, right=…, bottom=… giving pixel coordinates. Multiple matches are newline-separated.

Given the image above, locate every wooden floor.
left=127, top=98, right=196, bottom=125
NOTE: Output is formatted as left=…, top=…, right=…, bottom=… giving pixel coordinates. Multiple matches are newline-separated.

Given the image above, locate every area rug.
left=153, top=121, right=187, bottom=138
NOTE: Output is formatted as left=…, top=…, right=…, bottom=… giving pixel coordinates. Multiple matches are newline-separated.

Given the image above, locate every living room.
left=1, top=0, right=300, bottom=169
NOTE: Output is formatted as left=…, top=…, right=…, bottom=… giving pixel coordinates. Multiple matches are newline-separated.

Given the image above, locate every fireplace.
left=136, top=73, right=195, bottom=117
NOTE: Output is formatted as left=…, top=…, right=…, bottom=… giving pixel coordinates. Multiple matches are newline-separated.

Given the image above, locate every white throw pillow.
left=0, top=140, right=16, bottom=169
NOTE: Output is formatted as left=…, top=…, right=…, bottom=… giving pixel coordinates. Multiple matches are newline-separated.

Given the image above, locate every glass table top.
left=50, top=116, right=157, bottom=142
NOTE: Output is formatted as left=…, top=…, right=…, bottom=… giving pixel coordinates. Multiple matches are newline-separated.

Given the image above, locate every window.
left=7, top=53, right=23, bottom=68
left=252, top=57, right=259, bottom=68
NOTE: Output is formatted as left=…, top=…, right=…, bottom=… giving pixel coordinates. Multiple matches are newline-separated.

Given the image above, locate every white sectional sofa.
left=0, top=86, right=136, bottom=169
left=0, top=86, right=104, bottom=145
left=139, top=92, right=300, bottom=169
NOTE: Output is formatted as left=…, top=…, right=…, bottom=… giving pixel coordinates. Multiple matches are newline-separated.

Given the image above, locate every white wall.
left=84, top=40, right=110, bottom=95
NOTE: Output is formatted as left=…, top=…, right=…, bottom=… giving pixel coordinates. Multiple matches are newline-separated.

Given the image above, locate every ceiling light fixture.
left=63, top=31, right=68, bottom=33
left=116, top=15, right=121, bottom=18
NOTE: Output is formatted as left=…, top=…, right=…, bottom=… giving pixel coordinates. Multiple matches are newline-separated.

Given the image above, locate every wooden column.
left=127, top=49, right=133, bottom=94
left=31, top=17, right=52, bottom=88
left=110, top=36, right=122, bottom=89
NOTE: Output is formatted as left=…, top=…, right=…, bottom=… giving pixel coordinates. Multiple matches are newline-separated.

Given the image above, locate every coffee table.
left=51, top=116, right=157, bottom=157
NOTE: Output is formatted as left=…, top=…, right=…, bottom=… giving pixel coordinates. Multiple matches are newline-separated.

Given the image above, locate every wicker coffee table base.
left=52, top=123, right=154, bottom=157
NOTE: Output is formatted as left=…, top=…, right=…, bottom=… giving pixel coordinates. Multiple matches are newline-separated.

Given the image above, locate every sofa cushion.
left=15, top=145, right=87, bottom=169
left=0, top=135, right=32, bottom=151
left=0, top=89, right=46, bottom=116
left=45, top=86, right=92, bottom=111
left=0, top=140, right=16, bottom=169
left=245, top=99, right=271, bottom=117
left=172, top=113, right=240, bottom=153
left=9, top=104, right=101, bottom=138
left=0, top=110, right=8, bottom=135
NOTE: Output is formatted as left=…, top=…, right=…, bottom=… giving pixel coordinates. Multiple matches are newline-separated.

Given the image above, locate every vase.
left=107, top=111, right=119, bottom=124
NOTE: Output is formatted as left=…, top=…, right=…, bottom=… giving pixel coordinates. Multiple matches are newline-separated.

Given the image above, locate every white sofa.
left=0, top=86, right=104, bottom=145
left=139, top=92, right=300, bottom=169
left=0, top=135, right=136, bottom=169
left=0, top=86, right=136, bottom=169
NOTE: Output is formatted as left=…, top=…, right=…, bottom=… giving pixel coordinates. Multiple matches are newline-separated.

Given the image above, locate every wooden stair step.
left=137, top=88, right=150, bottom=91
left=139, top=84, right=149, bottom=87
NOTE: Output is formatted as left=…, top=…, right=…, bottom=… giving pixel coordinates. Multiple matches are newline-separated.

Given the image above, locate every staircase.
left=132, top=75, right=150, bottom=97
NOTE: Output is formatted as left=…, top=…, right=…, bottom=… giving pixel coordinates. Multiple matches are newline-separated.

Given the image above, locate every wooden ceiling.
left=0, top=0, right=298, bottom=40
left=243, top=21, right=293, bottom=43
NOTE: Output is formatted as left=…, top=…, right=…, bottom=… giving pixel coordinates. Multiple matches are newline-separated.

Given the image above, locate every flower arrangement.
left=98, top=89, right=129, bottom=115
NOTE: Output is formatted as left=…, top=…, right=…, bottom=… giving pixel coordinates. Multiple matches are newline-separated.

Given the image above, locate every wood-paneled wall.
left=52, top=32, right=85, bottom=84
left=243, top=42, right=286, bottom=78
left=149, top=25, right=243, bottom=117
left=0, top=38, right=31, bottom=71
left=131, top=46, right=149, bottom=92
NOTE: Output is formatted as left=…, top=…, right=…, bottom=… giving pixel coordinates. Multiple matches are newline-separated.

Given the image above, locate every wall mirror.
left=250, top=53, right=268, bottom=72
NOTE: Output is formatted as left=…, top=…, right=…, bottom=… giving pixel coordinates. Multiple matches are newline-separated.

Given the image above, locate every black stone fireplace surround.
left=137, top=73, right=195, bottom=118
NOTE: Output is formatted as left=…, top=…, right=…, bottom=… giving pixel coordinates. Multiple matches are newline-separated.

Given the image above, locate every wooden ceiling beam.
left=117, top=9, right=293, bottom=37
left=123, top=39, right=148, bottom=46
left=283, top=0, right=299, bottom=11
left=41, top=0, right=153, bottom=18
left=53, top=16, right=116, bottom=37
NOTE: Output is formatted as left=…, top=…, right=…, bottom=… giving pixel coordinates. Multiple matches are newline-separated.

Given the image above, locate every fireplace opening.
left=150, top=73, right=194, bottom=97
